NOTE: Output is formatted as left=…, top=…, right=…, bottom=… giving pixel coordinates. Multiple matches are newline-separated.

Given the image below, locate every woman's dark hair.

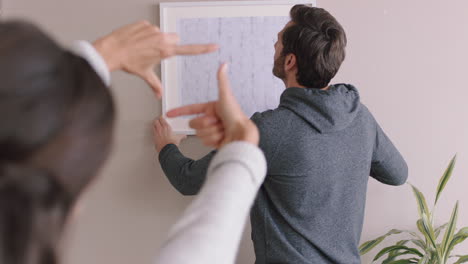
left=282, top=5, right=347, bottom=88
left=0, top=21, right=115, bottom=264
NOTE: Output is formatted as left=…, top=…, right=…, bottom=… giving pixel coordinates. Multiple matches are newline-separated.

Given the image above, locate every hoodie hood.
left=279, top=84, right=361, bottom=133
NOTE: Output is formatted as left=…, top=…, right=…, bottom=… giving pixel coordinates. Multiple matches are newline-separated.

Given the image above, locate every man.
left=155, top=5, right=408, bottom=264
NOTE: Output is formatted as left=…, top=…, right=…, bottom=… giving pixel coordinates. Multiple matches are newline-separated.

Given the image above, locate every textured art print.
left=177, top=16, right=289, bottom=118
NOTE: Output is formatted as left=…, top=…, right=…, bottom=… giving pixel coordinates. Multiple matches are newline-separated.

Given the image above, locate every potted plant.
left=360, top=155, right=468, bottom=263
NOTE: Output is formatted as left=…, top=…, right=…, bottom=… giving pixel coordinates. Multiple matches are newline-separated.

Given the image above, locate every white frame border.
left=160, top=0, right=317, bottom=134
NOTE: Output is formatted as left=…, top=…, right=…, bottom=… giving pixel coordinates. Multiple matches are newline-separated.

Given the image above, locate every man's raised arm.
left=154, top=117, right=216, bottom=195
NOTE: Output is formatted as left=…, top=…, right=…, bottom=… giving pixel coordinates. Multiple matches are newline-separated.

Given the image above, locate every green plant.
left=360, top=155, right=468, bottom=264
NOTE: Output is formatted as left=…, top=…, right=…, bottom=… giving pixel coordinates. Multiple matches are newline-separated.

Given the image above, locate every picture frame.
left=160, top=0, right=316, bottom=134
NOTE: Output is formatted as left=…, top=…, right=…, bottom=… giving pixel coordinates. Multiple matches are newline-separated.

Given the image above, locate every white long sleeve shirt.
left=154, top=142, right=266, bottom=264
left=71, top=41, right=267, bottom=264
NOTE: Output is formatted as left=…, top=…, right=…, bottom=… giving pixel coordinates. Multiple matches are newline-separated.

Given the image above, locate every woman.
left=0, top=20, right=265, bottom=264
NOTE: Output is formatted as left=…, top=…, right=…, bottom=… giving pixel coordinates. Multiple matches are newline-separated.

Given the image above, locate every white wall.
left=3, top=0, right=468, bottom=263
left=320, top=0, right=468, bottom=263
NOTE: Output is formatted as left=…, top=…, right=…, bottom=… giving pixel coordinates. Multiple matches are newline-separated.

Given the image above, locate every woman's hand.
left=167, top=64, right=259, bottom=148
left=93, top=21, right=218, bottom=98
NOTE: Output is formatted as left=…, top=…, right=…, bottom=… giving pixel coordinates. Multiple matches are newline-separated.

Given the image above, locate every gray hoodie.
left=159, top=84, right=408, bottom=264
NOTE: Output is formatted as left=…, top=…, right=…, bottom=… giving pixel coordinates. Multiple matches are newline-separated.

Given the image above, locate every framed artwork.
left=160, top=0, right=316, bottom=134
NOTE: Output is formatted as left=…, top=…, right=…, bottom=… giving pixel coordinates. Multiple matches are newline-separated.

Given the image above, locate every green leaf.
left=406, top=230, right=425, bottom=242
left=386, top=259, right=419, bottom=264
left=383, top=252, right=405, bottom=264
left=383, top=240, right=410, bottom=263
left=360, top=237, right=384, bottom=255
left=417, top=255, right=429, bottom=264
left=454, top=255, right=468, bottom=264
left=435, top=223, right=448, bottom=239
left=441, top=201, right=459, bottom=260
left=435, top=155, right=457, bottom=205
left=373, top=245, right=423, bottom=261
left=411, top=185, right=431, bottom=220
left=396, top=239, right=410, bottom=246
left=383, top=250, right=422, bottom=264
left=410, top=239, right=427, bottom=252
left=416, top=215, right=442, bottom=262
left=360, top=229, right=403, bottom=255
left=416, top=217, right=437, bottom=250
left=390, top=240, right=410, bottom=257
left=429, top=252, right=438, bottom=263
left=448, top=227, right=468, bottom=253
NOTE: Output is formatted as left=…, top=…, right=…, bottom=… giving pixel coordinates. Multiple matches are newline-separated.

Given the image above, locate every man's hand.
left=153, top=116, right=187, bottom=152
left=93, top=21, right=218, bottom=98
left=167, top=63, right=259, bottom=148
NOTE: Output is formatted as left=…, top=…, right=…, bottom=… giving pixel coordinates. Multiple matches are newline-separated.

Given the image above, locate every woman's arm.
left=71, top=21, right=218, bottom=97
left=154, top=141, right=266, bottom=264
left=156, top=63, right=264, bottom=263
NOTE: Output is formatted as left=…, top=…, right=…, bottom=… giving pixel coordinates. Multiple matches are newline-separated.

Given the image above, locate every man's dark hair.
left=282, top=5, right=347, bottom=88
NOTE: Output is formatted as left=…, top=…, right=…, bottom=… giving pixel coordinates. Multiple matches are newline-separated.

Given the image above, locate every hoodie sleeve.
left=159, top=144, right=216, bottom=196
left=370, top=122, right=408, bottom=185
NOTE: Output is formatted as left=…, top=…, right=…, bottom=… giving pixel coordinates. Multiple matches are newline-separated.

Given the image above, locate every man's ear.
left=284, top=53, right=297, bottom=72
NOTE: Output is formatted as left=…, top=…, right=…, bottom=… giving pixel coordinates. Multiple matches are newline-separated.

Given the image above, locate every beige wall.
left=3, top=0, right=468, bottom=263
left=320, top=1, right=468, bottom=263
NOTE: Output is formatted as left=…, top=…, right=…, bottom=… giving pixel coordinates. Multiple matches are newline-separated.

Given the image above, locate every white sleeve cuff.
left=70, top=40, right=111, bottom=86
left=207, top=141, right=267, bottom=187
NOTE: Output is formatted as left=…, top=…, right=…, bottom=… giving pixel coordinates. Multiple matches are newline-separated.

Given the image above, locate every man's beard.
left=272, top=54, right=286, bottom=79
